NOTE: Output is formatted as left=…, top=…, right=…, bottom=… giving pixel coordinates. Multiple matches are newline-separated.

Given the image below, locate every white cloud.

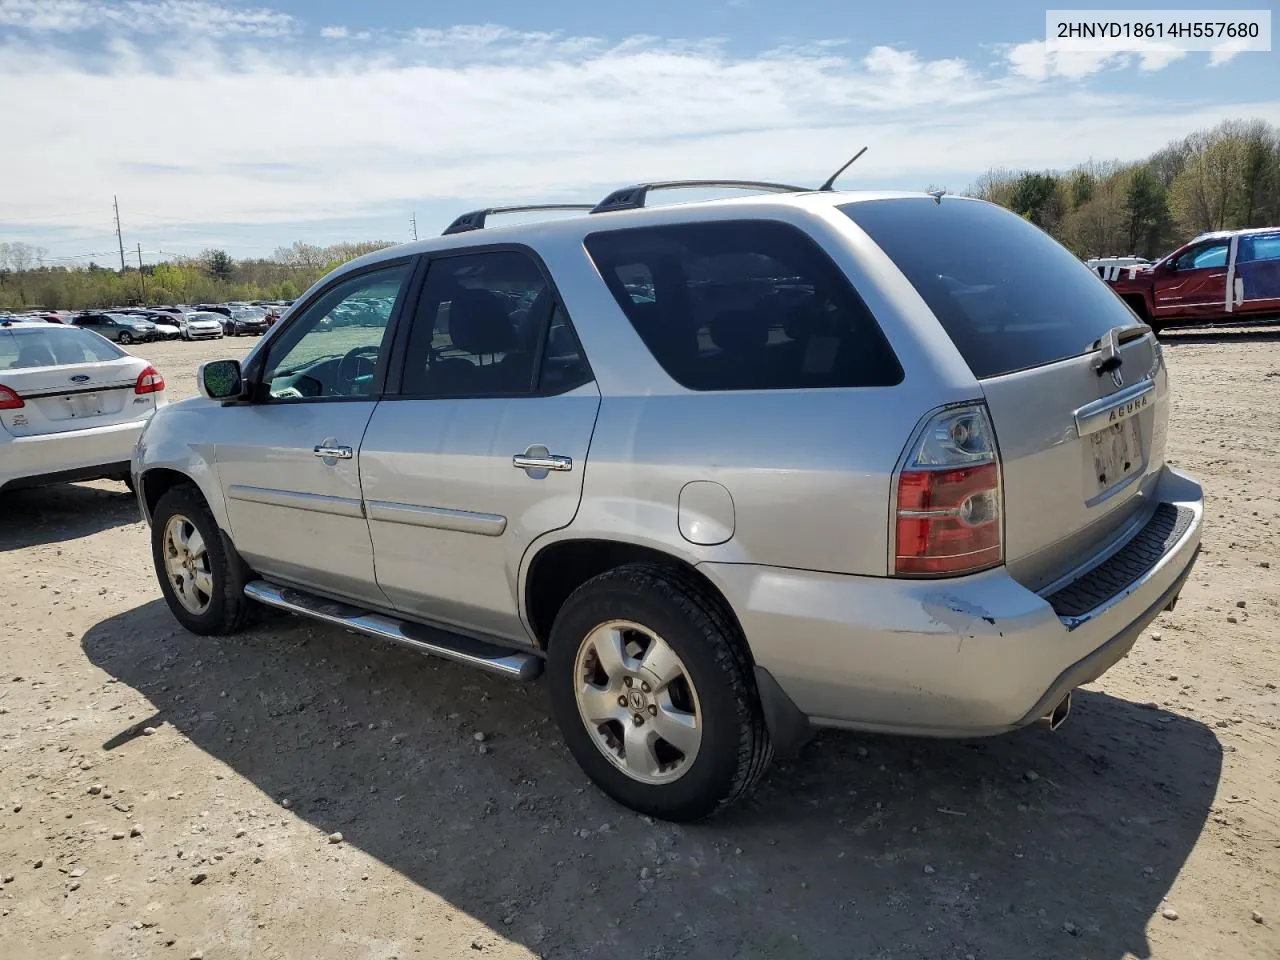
left=0, top=0, right=296, bottom=36
left=1004, top=39, right=1123, bottom=81
left=0, top=15, right=1271, bottom=251
left=1209, top=41, right=1250, bottom=67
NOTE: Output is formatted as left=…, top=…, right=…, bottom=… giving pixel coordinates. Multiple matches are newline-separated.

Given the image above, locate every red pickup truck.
left=1105, top=227, right=1280, bottom=332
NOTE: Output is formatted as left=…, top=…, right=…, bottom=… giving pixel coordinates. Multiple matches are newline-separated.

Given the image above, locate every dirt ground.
left=1, top=328, right=1277, bottom=960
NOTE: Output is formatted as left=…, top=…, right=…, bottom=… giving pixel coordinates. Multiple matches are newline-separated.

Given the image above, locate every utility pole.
left=113, top=195, right=126, bottom=272
left=410, top=212, right=418, bottom=241
left=137, top=243, right=146, bottom=303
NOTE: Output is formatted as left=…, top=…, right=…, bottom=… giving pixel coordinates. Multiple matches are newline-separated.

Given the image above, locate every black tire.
left=118, top=332, right=133, bottom=345
left=150, top=483, right=257, bottom=635
left=547, top=563, right=772, bottom=822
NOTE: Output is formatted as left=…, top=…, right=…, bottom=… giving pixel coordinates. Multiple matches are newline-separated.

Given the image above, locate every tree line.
left=967, top=118, right=1280, bottom=259
left=0, top=240, right=395, bottom=312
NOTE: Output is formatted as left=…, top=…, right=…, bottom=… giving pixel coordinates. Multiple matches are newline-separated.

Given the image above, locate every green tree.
left=1009, top=172, right=1062, bottom=231
left=202, top=249, right=234, bottom=282
left=1125, top=166, right=1170, bottom=258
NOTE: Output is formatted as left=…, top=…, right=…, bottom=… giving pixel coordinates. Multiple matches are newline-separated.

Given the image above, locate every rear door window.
left=584, top=220, right=902, bottom=391
left=399, top=249, right=574, bottom=398
left=842, top=198, right=1142, bottom=379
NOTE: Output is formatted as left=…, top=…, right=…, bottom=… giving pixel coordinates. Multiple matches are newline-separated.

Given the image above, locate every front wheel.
left=547, top=563, right=772, bottom=822
left=118, top=332, right=133, bottom=345
left=151, top=484, right=257, bottom=635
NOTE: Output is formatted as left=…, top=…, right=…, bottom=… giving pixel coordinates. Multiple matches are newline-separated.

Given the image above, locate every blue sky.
left=0, top=0, right=1276, bottom=263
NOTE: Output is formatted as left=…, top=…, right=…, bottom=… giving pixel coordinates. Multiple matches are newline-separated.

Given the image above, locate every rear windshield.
left=584, top=219, right=902, bottom=391
left=842, top=198, right=1141, bottom=379
left=0, top=327, right=125, bottom=369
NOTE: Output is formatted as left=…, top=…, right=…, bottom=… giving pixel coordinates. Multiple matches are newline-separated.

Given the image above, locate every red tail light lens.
left=0, top=384, right=24, bottom=410
left=134, top=365, right=165, bottom=395
left=894, top=403, right=1003, bottom=577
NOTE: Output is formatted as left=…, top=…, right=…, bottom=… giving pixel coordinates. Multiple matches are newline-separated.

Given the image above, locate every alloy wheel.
left=573, top=620, right=702, bottom=785
left=162, top=514, right=214, bottom=615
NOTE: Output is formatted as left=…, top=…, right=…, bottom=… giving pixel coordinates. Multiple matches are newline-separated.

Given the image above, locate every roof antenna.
left=928, top=188, right=946, bottom=204
left=818, top=146, right=868, bottom=192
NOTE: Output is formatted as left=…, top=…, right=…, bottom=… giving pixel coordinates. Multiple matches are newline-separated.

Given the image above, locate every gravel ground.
left=1, top=328, right=1278, bottom=960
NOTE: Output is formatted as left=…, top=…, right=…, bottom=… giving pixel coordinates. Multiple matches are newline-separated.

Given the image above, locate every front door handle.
left=512, top=453, right=572, bottom=472
left=314, top=444, right=353, bottom=460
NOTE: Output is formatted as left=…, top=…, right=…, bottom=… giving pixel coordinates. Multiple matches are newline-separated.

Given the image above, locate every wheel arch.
left=521, top=536, right=745, bottom=654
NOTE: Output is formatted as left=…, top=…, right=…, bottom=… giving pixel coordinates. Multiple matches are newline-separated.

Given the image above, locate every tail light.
left=0, top=384, right=23, bottom=410
left=134, top=365, right=165, bottom=395
left=894, top=402, right=1003, bottom=576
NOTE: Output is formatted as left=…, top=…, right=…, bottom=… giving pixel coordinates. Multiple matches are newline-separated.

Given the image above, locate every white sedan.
left=0, top=321, right=167, bottom=493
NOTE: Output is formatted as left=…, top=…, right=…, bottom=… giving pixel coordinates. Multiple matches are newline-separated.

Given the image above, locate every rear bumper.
left=0, top=418, right=149, bottom=492
left=701, top=465, right=1203, bottom=738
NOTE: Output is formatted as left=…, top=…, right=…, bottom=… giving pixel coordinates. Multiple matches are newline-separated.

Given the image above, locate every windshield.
left=841, top=198, right=1141, bottom=379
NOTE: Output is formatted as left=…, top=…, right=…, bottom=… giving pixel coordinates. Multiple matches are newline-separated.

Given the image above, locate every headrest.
left=16, top=342, right=57, bottom=368
left=709, top=308, right=770, bottom=354
left=448, top=288, right=514, bottom=355
left=782, top=297, right=832, bottom=342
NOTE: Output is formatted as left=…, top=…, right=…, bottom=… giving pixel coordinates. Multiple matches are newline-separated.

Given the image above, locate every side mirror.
left=197, top=359, right=245, bottom=401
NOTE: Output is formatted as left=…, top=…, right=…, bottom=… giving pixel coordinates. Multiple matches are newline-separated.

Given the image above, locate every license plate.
left=1088, top=416, right=1142, bottom=497
left=64, top=393, right=104, bottom=418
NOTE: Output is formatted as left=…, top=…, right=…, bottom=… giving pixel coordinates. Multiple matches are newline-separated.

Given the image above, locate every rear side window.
left=585, top=220, right=902, bottom=391
left=401, top=249, right=557, bottom=398
left=842, top=198, right=1142, bottom=379
left=0, top=328, right=124, bottom=369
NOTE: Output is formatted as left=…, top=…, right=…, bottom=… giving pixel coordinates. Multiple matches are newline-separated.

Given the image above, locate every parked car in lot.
left=176, top=311, right=226, bottom=341
left=71, top=312, right=161, bottom=345
left=228, top=306, right=269, bottom=336
left=134, top=184, right=1203, bottom=821
left=1104, top=226, right=1280, bottom=331
left=1, top=321, right=166, bottom=493
left=1086, top=255, right=1150, bottom=280
left=196, top=304, right=269, bottom=336
left=136, top=312, right=183, bottom=340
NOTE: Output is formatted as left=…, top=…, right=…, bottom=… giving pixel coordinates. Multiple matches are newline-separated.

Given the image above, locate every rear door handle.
left=314, top=444, right=354, bottom=460
left=512, top=453, right=572, bottom=472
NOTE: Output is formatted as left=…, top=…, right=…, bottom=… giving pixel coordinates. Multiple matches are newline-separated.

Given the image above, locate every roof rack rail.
left=590, top=180, right=810, bottom=215
left=442, top=204, right=596, bottom=236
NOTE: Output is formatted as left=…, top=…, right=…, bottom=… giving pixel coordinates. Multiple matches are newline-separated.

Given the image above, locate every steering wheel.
left=336, top=345, right=381, bottom=395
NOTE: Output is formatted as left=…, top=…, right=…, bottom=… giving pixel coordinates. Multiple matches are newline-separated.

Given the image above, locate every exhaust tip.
left=1039, top=692, right=1072, bottom=731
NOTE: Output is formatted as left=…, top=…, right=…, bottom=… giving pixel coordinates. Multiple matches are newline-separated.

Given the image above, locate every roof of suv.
left=339, top=189, right=957, bottom=276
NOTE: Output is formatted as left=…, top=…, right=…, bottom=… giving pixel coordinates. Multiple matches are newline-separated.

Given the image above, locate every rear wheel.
left=118, top=331, right=133, bottom=345
left=547, top=563, right=772, bottom=821
left=151, top=484, right=257, bottom=635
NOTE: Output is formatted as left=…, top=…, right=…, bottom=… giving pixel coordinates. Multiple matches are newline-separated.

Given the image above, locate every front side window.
left=399, top=249, right=556, bottom=397
left=1174, top=242, right=1229, bottom=271
left=261, top=263, right=410, bottom=400
left=585, top=219, right=902, bottom=391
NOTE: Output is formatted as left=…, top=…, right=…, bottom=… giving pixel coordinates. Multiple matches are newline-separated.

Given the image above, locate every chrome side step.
left=243, top=580, right=543, bottom=681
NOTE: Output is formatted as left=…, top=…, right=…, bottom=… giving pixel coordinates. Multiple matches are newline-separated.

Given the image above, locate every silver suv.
left=133, top=184, right=1203, bottom=821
